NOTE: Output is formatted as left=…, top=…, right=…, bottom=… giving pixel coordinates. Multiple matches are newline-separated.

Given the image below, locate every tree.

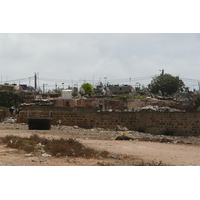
left=80, top=83, right=94, bottom=96
left=0, top=91, right=23, bottom=108
left=135, top=85, right=149, bottom=96
left=148, top=73, right=185, bottom=96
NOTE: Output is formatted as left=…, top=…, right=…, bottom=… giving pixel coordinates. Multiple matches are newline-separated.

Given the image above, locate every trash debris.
left=25, top=154, right=33, bottom=157
left=132, top=105, right=185, bottom=112
left=115, top=125, right=129, bottom=131
left=36, top=143, right=45, bottom=148
left=56, top=153, right=61, bottom=157
left=2, top=117, right=17, bottom=124
left=41, top=153, right=52, bottom=157
left=108, top=156, right=119, bottom=159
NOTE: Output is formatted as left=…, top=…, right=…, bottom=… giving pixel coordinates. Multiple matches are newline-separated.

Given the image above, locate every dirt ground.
left=1, top=121, right=200, bottom=166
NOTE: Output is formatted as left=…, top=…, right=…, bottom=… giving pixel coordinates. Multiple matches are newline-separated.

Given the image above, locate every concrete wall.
left=88, top=112, right=200, bottom=136
left=17, top=107, right=200, bottom=136
left=18, top=111, right=90, bottom=128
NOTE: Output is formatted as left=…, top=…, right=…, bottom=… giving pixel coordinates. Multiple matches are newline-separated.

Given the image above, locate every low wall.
left=17, top=108, right=200, bottom=136
left=89, top=112, right=200, bottom=136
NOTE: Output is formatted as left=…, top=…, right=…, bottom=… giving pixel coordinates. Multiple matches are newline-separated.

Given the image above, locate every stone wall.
left=17, top=107, right=200, bottom=136
left=18, top=111, right=90, bottom=129
left=88, top=112, right=200, bottom=136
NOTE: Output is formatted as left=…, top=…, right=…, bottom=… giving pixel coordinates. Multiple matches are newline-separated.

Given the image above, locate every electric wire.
left=2, top=74, right=200, bottom=90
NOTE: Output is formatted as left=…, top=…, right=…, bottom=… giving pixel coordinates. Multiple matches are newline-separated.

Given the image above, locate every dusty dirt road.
left=1, top=123, right=200, bottom=166
left=81, top=139, right=200, bottom=166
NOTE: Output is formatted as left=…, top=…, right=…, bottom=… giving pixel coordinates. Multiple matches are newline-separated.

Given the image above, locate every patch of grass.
left=0, top=134, right=109, bottom=158
left=196, top=107, right=200, bottom=111
left=118, top=95, right=131, bottom=100
left=133, top=96, right=146, bottom=100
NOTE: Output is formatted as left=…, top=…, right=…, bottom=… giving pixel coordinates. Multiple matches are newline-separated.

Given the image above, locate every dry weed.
left=0, top=134, right=109, bottom=158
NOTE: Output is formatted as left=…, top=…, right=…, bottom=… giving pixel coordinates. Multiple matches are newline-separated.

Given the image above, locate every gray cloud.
left=1, top=33, right=200, bottom=89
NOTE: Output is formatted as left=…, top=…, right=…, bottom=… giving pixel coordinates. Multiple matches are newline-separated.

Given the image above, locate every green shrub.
left=118, top=95, right=131, bottom=101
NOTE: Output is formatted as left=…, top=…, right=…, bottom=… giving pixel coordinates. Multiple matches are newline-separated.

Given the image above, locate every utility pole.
left=43, top=84, right=47, bottom=93
left=55, top=83, right=57, bottom=91
left=43, top=84, right=45, bottom=93
left=34, top=73, right=37, bottom=90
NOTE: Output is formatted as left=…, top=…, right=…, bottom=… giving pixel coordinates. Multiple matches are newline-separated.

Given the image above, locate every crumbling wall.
left=17, top=108, right=200, bottom=136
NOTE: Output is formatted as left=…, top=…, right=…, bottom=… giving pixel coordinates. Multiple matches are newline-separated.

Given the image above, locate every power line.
left=4, top=76, right=35, bottom=83
left=39, top=74, right=159, bottom=84
left=3, top=74, right=200, bottom=90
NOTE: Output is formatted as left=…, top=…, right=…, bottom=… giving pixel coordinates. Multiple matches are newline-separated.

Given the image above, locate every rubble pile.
left=132, top=105, right=185, bottom=112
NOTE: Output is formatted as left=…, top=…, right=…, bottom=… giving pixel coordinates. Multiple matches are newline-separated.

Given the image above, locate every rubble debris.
left=42, top=153, right=52, bottom=157
left=115, top=125, right=129, bottom=131
left=132, top=105, right=185, bottom=112
left=108, top=156, right=119, bottom=159
left=25, top=154, right=33, bottom=157
left=1, top=117, right=17, bottom=124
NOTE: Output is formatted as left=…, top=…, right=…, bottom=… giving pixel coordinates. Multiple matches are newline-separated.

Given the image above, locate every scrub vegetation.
left=0, top=134, right=109, bottom=158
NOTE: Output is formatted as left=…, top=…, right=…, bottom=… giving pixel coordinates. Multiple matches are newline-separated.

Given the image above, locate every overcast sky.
left=1, top=33, right=200, bottom=90
left=1, top=0, right=200, bottom=196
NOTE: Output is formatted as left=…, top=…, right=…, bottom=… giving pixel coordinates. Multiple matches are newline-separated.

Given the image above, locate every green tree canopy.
left=0, top=91, right=23, bottom=108
left=148, top=73, right=185, bottom=96
left=80, top=83, right=94, bottom=96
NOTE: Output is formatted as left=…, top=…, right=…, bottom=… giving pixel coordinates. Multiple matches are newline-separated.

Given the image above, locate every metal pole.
left=43, top=84, right=45, bottom=93
left=34, top=73, right=37, bottom=90
left=55, top=83, right=57, bottom=91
